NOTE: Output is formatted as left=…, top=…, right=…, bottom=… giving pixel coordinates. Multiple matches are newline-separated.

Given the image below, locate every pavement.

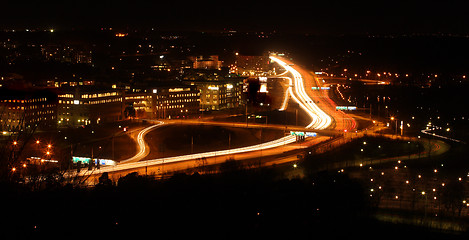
left=76, top=55, right=440, bottom=183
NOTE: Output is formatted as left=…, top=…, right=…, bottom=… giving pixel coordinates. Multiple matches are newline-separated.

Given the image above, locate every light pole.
left=390, top=116, right=397, bottom=135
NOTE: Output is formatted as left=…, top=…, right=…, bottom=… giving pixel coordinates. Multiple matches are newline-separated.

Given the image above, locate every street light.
left=390, top=116, right=398, bottom=135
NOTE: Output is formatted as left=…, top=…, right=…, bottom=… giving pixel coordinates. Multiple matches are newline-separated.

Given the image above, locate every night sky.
left=1, top=1, right=469, bottom=34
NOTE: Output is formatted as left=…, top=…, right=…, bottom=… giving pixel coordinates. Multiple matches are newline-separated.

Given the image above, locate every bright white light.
left=79, top=133, right=297, bottom=175
left=269, top=56, right=332, bottom=130
left=259, top=84, right=268, bottom=93
left=120, top=122, right=166, bottom=163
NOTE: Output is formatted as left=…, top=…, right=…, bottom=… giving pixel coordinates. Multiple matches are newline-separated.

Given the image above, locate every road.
left=270, top=56, right=356, bottom=132
left=75, top=55, right=357, bottom=181
left=269, top=56, right=332, bottom=130
left=119, top=122, right=166, bottom=164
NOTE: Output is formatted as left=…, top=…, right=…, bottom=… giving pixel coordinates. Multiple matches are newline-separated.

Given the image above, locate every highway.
left=269, top=56, right=332, bottom=130
left=75, top=55, right=357, bottom=180
left=271, top=56, right=356, bottom=132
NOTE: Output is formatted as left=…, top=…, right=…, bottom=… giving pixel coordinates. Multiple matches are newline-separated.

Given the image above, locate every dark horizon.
left=2, top=1, right=469, bottom=35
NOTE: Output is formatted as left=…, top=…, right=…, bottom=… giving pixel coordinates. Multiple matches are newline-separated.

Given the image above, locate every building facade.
left=188, top=55, right=223, bottom=70
left=57, top=87, right=123, bottom=126
left=0, top=88, right=57, bottom=132
left=185, top=78, right=243, bottom=111
left=125, top=85, right=200, bottom=119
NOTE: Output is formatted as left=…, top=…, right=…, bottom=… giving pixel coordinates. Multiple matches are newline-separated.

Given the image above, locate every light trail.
left=278, top=76, right=292, bottom=111
left=421, top=128, right=465, bottom=143
left=79, top=135, right=297, bottom=175
left=269, top=56, right=332, bottom=130
left=120, top=122, right=166, bottom=164
left=76, top=57, right=337, bottom=176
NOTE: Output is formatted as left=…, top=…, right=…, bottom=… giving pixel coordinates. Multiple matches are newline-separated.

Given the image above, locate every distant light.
left=50, top=29, right=54, bottom=33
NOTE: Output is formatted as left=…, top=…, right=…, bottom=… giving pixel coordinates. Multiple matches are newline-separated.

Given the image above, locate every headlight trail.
left=79, top=135, right=297, bottom=175
left=278, top=76, right=292, bottom=111
left=269, top=56, right=332, bottom=130
left=120, top=121, right=166, bottom=164
left=75, top=56, right=335, bottom=176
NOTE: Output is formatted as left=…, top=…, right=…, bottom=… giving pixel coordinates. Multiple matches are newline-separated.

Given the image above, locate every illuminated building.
left=57, top=87, right=123, bottom=126
left=125, top=85, right=200, bottom=119
left=188, top=55, right=223, bottom=70
left=0, top=88, right=57, bottom=132
left=185, top=78, right=243, bottom=111
left=153, top=86, right=199, bottom=119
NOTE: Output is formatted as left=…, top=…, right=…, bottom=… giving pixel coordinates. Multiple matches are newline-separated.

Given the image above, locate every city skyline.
left=1, top=1, right=469, bottom=238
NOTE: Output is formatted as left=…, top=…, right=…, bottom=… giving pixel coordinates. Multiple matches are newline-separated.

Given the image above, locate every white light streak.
left=269, top=56, right=332, bottom=130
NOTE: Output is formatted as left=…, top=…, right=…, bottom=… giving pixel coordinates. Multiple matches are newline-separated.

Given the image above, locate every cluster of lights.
left=10, top=139, right=55, bottom=172
left=365, top=159, right=469, bottom=214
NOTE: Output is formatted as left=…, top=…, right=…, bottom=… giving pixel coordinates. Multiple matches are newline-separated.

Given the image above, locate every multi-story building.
left=125, top=84, right=200, bottom=119
left=185, top=78, right=243, bottom=111
left=0, top=88, right=57, bottom=132
left=57, top=87, right=123, bottom=126
left=152, top=85, right=200, bottom=119
left=188, top=55, right=223, bottom=70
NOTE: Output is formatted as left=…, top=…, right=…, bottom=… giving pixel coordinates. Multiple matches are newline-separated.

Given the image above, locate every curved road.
left=77, top=55, right=356, bottom=179
left=120, top=121, right=166, bottom=164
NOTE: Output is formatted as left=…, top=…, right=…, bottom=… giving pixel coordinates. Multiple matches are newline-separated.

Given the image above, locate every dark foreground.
left=2, top=162, right=468, bottom=240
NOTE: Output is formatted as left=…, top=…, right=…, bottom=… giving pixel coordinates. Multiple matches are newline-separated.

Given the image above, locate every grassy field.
left=144, top=124, right=285, bottom=160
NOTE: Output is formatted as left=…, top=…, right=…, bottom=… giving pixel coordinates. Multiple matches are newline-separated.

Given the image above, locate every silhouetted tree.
left=441, top=180, right=465, bottom=216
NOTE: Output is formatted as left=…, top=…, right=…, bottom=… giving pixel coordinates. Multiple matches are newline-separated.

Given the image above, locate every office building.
left=57, top=87, right=123, bottom=126
left=0, top=88, right=57, bottom=131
